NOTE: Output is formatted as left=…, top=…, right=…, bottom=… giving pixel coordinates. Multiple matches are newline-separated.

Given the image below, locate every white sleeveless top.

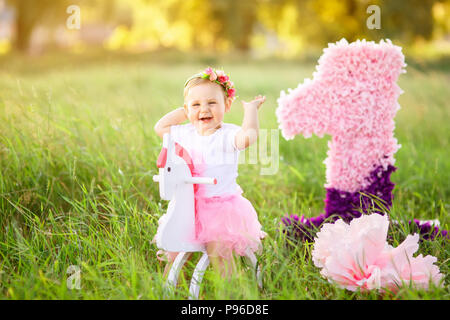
left=170, top=122, right=242, bottom=197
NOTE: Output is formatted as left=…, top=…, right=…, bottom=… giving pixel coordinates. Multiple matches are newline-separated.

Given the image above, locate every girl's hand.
left=242, top=95, right=266, bottom=111
left=154, top=107, right=188, bottom=138
left=236, top=95, right=265, bottom=150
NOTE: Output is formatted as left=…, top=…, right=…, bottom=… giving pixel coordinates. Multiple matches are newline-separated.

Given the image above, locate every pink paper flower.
left=312, top=214, right=443, bottom=292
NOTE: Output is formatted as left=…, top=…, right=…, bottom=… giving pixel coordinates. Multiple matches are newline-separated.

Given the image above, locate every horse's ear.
left=157, top=147, right=167, bottom=168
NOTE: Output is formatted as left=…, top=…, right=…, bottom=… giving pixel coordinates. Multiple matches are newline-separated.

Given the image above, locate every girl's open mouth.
left=200, top=117, right=213, bottom=122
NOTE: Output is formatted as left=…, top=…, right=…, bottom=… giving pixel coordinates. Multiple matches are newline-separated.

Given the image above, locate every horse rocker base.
left=165, top=249, right=262, bottom=300
left=153, top=133, right=262, bottom=299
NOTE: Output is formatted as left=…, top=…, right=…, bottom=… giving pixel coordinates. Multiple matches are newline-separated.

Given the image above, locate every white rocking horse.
left=153, top=133, right=262, bottom=299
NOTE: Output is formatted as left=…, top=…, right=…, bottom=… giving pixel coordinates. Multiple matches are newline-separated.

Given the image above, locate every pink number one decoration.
left=277, top=39, right=447, bottom=241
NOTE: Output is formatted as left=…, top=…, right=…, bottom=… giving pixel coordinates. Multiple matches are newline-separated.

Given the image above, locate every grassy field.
left=0, top=51, right=449, bottom=299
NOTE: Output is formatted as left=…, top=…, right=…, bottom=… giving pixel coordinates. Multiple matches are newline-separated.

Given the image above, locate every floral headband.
left=185, top=67, right=236, bottom=101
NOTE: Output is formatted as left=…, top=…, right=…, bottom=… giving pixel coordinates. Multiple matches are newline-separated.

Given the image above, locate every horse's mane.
left=174, top=142, right=194, bottom=176
left=156, top=141, right=195, bottom=177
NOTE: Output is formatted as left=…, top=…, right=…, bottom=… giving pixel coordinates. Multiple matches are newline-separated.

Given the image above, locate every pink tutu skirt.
left=193, top=189, right=266, bottom=259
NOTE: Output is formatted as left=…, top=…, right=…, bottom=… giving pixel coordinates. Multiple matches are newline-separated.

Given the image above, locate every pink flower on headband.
left=218, top=75, right=229, bottom=84
left=227, top=88, right=236, bottom=99
left=204, top=67, right=217, bottom=81
left=209, top=73, right=217, bottom=81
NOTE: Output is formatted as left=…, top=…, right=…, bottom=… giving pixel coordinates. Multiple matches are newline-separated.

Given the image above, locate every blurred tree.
left=380, top=0, right=437, bottom=43
left=256, top=0, right=447, bottom=55
left=164, top=0, right=216, bottom=50
left=432, top=0, right=450, bottom=40
left=106, top=0, right=209, bottom=51
left=6, top=0, right=70, bottom=52
left=209, top=0, right=260, bottom=52
left=108, top=0, right=258, bottom=52
left=310, top=0, right=368, bottom=43
left=6, top=0, right=448, bottom=54
left=6, top=0, right=117, bottom=52
left=162, top=0, right=260, bottom=52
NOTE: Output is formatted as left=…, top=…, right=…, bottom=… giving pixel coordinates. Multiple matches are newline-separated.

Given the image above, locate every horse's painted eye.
left=167, top=167, right=171, bottom=172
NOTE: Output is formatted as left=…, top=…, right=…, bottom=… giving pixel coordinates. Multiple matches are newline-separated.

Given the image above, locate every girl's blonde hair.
left=183, top=76, right=227, bottom=101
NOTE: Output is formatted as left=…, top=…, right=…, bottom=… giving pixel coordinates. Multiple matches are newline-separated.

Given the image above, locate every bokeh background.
left=1, top=0, right=450, bottom=56
left=0, top=0, right=449, bottom=299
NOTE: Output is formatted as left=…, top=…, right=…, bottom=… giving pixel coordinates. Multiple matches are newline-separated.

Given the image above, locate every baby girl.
left=154, top=67, right=266, bottom=278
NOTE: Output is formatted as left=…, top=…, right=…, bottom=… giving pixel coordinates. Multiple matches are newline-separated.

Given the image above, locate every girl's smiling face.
left=184, top=80, right=232, bottom=136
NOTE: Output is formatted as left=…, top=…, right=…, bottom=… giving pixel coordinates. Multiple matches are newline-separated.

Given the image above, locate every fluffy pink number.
left=277, top=39, right=407, bottom=240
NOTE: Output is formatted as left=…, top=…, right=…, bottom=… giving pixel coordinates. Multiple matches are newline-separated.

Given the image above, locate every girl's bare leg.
left=163, top=251, right=180, bottom=278
left=206, top=241, right=237, bottom=278
left=162, top=251, right=193, bottom=290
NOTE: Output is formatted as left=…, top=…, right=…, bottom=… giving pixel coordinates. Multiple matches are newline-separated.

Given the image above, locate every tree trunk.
left=11, top=0, right=40, bottom=53
left=14, top=11, right=35, bottom=52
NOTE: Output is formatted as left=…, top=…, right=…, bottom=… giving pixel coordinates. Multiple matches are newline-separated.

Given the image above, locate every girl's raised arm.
left=235, top=95, right=265, bottom=150
left=154, top=107, right=188, bottom=138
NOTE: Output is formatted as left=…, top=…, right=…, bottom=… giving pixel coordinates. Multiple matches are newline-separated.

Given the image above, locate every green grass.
left=0, top=52, right=448, bottom=299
